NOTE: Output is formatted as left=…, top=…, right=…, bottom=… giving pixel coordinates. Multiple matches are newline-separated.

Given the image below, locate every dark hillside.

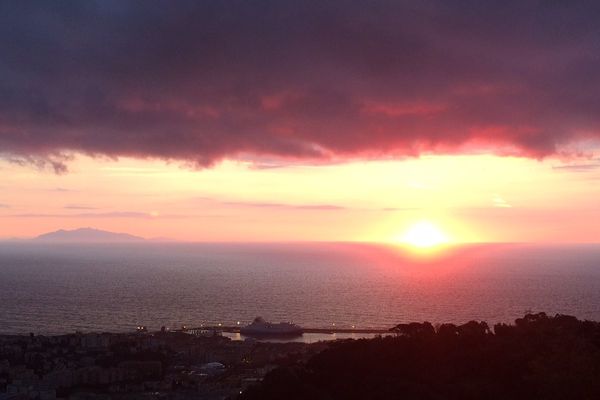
left=241, top=313, right=600, bottom=400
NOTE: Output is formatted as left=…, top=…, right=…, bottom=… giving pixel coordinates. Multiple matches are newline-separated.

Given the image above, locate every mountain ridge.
left=34, top=227, right=145, bottom=243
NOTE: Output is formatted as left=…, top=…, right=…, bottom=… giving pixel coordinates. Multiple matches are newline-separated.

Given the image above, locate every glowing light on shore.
left=399, top=221, right=449, bottom=248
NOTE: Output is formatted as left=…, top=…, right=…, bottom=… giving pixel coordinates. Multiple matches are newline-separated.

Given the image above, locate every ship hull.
left=240, top=329, right=303, bottom=337
left=241, top=317, right=303, bottom=337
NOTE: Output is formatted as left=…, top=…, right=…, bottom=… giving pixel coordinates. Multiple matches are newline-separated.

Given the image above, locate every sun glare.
left=399, top=221, right=449, bottom=248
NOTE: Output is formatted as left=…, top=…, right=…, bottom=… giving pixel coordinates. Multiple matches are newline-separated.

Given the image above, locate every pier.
left=184, top=326, right=392, bottom=335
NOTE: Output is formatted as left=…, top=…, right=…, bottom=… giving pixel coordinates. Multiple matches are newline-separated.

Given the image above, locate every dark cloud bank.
left=1, top=1, right=600, bottom=171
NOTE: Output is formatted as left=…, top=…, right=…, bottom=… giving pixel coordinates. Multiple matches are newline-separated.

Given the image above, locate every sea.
left=1, top=242, right=600, bottom=337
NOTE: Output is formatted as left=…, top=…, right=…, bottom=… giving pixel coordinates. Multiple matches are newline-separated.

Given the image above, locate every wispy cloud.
left=77, top=212, right=157, bottom=218
left=492, top=194, right=512, bottom=208
left=5, top=212, right=155, bottom=219
left=192, top=197, right=346, bottom=211
left=553, top=163, right=600, bottom=172
left=64, top=205, right=98, bottom=210
left=380, top=207, right=421, bottom=212
left=246, top=162, right=287, bottom=170
left=49, top=187, right=75, bottom=193
left=221, top=201, right=346, bottom=211
left=191, top=196, right=426, bottom=212
left=2, top=211, right=213, bottom=219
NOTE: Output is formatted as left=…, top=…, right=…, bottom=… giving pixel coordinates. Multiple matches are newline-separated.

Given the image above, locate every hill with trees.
left=240, top=313, right=600, bottom=400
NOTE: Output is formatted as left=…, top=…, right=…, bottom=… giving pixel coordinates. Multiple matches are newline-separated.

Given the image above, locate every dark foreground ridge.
left=2, top=313, right=599, bottom=400
left=240, top=313, right=600, bottom=400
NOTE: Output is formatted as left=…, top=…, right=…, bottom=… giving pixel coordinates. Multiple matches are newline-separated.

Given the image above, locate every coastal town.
left=0, top=328, right=329, bottom=400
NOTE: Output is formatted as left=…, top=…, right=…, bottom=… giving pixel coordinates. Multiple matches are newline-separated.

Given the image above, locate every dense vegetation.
left=240, top=313, right=600, bottom=399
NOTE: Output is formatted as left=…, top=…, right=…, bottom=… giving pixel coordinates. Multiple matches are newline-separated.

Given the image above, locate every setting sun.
left=399, top=221, right=450, bottom=248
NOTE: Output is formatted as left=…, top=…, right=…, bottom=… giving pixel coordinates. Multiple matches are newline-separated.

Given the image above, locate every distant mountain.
left=34, top=228, right=145, bottom=243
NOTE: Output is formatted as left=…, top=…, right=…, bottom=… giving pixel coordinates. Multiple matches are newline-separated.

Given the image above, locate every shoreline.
left=184, top=325, right=391, bottom=335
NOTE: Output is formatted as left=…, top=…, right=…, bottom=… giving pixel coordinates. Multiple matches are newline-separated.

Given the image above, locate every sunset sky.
left=1, top=1, right=600, bottom=243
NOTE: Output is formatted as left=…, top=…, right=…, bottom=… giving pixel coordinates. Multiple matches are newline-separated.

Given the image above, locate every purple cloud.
left=1, top=1, right=600, bottom=171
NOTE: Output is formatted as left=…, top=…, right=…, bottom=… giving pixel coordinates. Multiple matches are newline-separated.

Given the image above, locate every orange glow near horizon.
left=397, top=221, right=450, bottom=249
left=1, top=154, right=600, bottom=243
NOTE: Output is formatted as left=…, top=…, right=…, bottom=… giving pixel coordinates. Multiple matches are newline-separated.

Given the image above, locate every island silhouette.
left=34, top=227, right=145, bottom=243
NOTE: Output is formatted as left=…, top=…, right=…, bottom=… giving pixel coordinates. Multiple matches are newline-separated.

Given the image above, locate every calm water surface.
left=1, top=243, right=599, bottom=335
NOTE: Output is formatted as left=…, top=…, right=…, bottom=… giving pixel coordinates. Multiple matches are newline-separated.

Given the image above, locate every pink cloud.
left=1, top=2, right=599, bottom=171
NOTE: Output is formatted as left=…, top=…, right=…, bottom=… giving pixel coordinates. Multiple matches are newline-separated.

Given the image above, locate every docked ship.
left=240, top=317, right=303, bottom=337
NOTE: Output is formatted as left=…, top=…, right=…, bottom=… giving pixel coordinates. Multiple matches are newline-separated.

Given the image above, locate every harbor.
left=184, top=324, right=393, bottom=344
left=185, top=326, right=391, bottom=335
